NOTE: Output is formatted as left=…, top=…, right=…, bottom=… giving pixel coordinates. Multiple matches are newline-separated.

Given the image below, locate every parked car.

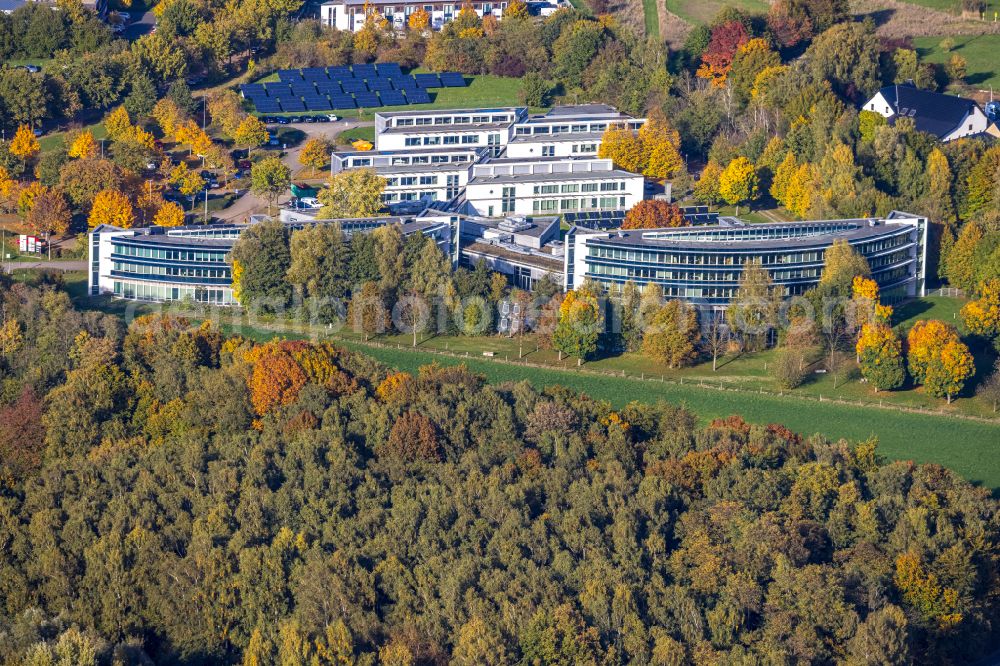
left=268, top=137, right=280, bottom=146
left=18, top=64, right=41, bottom=73
left=326, top=114, right=339, bottom=122
left=276, top=117, right=290, bottom=125
left=312, top=115, right=330, bottom=123
left=237, top=159, right=252, bottom=170
left=297, top=197, right=322, bottom=209
left=32, top=128, right=42, bottom=137
left=261, top=117, right=277, bottom=125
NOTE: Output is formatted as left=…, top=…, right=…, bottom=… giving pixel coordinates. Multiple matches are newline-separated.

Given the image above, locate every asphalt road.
left=216, top=118, right=370, bottom=222
left=2, top=261, right=86, bottom=273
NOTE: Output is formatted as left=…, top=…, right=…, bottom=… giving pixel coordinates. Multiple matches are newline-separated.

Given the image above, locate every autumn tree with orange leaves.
left=906, top=319, right=975, bottom=402
left=622, top=200, right=687, bottom=229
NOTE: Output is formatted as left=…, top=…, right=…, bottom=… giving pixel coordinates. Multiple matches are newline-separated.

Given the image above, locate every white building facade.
left=373, top=107, right=527, bottom=153
left=462, top=156, right=644, bottom=217
left=863, top=84, right=990, bottom=142
left=331, top=146, right=485, bottom=204
left=505, top=104, right=645, bottom=159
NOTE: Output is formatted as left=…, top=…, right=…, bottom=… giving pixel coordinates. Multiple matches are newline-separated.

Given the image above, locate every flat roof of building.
left=379, top=122, right=515, bottom=135
left=335, top=146, right=484, bottom=158
left=464, top=241, right=564, bottom=271
left=376, top=106, right=524, bottom=119
left=579, top=218, right=919, bottom=251
left=509, top=131, right=605, bottom=144
left=469, top=168, right=634, bottom=185
left=541, top=104, right=623, bottom=117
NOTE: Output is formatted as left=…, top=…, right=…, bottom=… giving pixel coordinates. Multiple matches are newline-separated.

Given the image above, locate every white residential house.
left=461, top=156, right=645, bottom=217
left=863, top=83, right=989, bottom=142
left=505, top=104, right=646, bottom=159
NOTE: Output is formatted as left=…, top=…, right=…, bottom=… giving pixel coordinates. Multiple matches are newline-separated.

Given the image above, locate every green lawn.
left=642, top=0, right=660, bottom=40
left=336, top=126, right=376, bottom=145
left=343, top=342, right=1000, bottom=491
left=914, top=35, right=1000, bottom=89
left=664, top=0, right=770, bottom=24
left=39, top=121, right=108, bottom=153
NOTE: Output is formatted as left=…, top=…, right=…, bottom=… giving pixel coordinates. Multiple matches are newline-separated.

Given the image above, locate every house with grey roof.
left=862, top=83, right=989, bottom=142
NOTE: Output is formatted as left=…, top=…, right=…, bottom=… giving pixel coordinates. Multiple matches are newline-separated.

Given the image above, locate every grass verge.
left=642, top=0, right=660, bottom=40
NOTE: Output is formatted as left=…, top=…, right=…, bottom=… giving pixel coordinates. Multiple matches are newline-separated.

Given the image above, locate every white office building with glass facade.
left=564, top=213, right=928, bottom=306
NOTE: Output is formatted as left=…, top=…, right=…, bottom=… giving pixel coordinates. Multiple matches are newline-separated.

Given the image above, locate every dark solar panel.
left=376, top=62, right=402, bottom=77
left=316, top=82, right=343, bottom=95
left=366, top=78, right=394, bottom=91
left=330, top=95, right=357, bottom=109
left=379, top=90, right=407, bottom=106
left=340, top=79, right=368, bottom=93
left=277, top=69, right=302, bottom=82
left=279, top=99, right=306, bottom=112
left=439, top=72, right=466, bottom=87
left=353, top=92, right=381, bottom=107
left=253, top=100, right=281, bottom=112
left=327, top=66, right=353, bottom=79
left=240, top=84, right=265, bottom=95
left=291, top=84, right=317, bottom=94
left=264, top=83, right=292, bottom=96
left=302, top=67, right=326, bottom=76
left=391, top=77, right=418, bottom=91
left=414, top=73, right=440, bottom=88
left=405, top=89, right=432, bottom=104
left=352, top=63, right=377, bottom=78
left=303, top=97, right=331, bottom=110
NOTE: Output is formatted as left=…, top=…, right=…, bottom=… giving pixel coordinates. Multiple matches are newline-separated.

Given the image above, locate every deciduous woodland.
left=0, top=279, right=997, bottom=665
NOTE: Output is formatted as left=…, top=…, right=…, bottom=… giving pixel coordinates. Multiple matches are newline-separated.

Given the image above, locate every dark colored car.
left=276, top=117, right=290, bottom=125
left=238, top=159, right=252, bottom=170
left=312, top=115, right=331, bottom=123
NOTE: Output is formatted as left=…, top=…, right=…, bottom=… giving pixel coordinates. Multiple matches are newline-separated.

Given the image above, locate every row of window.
left=394, top=114, right=512, bottom=127
left=532, top=181, right=625, bottom=195
left=405, top=135, right=484, bottom=146
left=532, top=196, right=625, bottom=212
left=112, top=261, right=230, bottom=280
left=585, top=239, right=912, bottom=268
left=346, top=154, right=472, bottom=168
left=113, top=280, right=235, bottom=305
left=113, top=243, right=229, bottom=263
left=588, top=264, right=826, bottom=283
left=385, top=175, right=440, bottom=186
left=382, top=191, right=440, bottom=202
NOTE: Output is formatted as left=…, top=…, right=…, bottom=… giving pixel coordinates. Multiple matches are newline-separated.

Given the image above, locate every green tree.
left=819, top=239, right=871, bottom=297
left=729, top=259, right=781, bottom=350
left=641, top=300, right=700, bottom=368
left=230, top=219, right=292, bottom=310
left=250, top=157, right=291, bottom=215
left=553, top=289, right=602, bottom=365
left=317, top=168, right=386, bottom=219
left=286, top=223, right=350, bottom=302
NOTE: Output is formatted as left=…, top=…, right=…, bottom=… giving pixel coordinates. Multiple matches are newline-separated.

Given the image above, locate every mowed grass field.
left=914, top=35, right=1000, bottom=88
left=642, top=0, right=660, bottom=39
left=664, top=0, right=769, bottom=24
left=900, top=0, right=1000, bottom=13
left=341, top=342, right=1000, bottom=491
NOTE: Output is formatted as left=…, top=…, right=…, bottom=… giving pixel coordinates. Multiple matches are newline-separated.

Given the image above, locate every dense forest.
left=0, top=276, right=998, bottom=665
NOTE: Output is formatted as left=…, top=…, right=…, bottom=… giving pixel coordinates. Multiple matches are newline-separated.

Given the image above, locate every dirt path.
left=660, top=7, right=692, bottom=50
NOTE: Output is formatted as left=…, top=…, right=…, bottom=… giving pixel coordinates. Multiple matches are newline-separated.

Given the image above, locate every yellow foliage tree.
left=961, top=279, right=1000, bottom=341
left=88, top=189, right=135, bottom=229
left=152, top=201, right=186, bottom=227
left=408, top=7, right=429, bottom=29
left=10, top=124, right=40, bottom=161
left=639, top=109, right=683, bottom=180
left=770, top=151, right=797, bottom=205
left=856, top=323, right=905, bottom=392
left=152, top=98, right=184, bottom=139
left=718, top=156, right=759, bottom=215
left=298, top=138, right=331, bottom=170
left=784, top=163, right=817, bottom=218
left=233, top=116, right=270, bottom=156
left=503, top=0, right=528, bottom=18
left=68, top=130, right=98, bottom=159
left=16, top=181, right=46, bottom=215
left=907, top=319, right=974, bottom=402
left=105, top=106, right=133, bottom=141
left=598, top=123, right=644, bottom=173
left=894, top=553, right=963, bottom=629
left=693, top=160, right=723, bottom=204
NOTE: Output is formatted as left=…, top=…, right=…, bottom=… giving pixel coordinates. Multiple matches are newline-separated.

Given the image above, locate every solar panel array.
left=240, top=64, right=466, bottom=114
left=564, top=210, right=627, bottom=230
